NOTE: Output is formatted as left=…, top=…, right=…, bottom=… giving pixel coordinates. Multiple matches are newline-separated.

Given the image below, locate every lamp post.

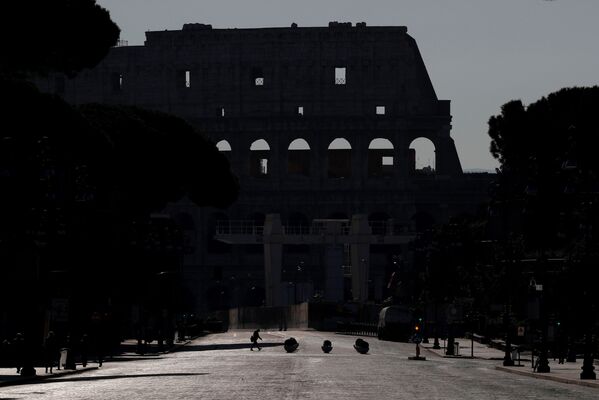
left=295, top=261, right=304, bottom=303
left=503, top=244, right=516, bottom=367
left=503, top=305, right=515, bottom=366
left=561, top=144, right=597, bottom=380
left=533, top=276, right=550, bottom=373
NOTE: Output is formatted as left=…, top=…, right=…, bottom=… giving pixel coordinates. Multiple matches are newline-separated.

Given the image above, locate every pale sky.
left=97, top=0, right=599, bottom=170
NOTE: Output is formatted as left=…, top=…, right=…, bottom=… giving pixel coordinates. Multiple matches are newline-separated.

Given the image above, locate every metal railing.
left=216, top=220, right=263, bottom=235
left=336, top=321, right=378, bottom=337
left=216, top=220, right=410, bottom=237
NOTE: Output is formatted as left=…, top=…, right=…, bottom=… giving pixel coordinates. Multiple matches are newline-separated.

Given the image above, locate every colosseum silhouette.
left=37, top=22, right=493, bottom=313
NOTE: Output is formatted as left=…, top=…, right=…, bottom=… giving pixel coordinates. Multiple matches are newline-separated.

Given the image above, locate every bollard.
left=322, top=340, right=333, bottom=353
left=408, top=340, right=426, bottom=360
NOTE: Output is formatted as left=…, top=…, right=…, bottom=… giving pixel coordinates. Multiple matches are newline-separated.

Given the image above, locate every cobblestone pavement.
left=0, top=330, right=597, bottom=399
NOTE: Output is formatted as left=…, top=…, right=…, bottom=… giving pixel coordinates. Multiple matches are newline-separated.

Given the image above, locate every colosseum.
left=37, top=22, right=493, bottom=314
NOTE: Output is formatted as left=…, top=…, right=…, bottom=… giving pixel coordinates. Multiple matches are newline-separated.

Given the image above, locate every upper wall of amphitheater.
left=36, top=23, right=448, bottom=121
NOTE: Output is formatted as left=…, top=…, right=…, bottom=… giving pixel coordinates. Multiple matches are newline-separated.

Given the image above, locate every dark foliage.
left=488, top=86, right=599, bottom=337
left=488, top=86, right=599, bottom=250
left=0, top=0, right=120, bottom=77
left=79, top=104, right=239, bottom=215
left=0, top=78, right=238, bottom=340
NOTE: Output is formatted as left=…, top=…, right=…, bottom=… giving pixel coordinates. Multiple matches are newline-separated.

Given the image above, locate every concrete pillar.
left=350, top=214, right=372, bottom=303
left=263, top=214, right=284, bottom=306
left=352, top=135, right=366, bottom=186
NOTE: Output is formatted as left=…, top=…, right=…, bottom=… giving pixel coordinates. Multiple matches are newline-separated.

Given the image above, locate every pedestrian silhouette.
left=80, top=334, right=89, bottom=367
left=250, top=329, right=262, bottom=351
left=64, top=334, right=76, bottom=370
left=13, top=333, right=24, bottom=374
left=44, top=331, right=59, bottom=374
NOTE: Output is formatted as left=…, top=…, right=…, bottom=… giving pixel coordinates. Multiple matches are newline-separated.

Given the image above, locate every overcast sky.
left=97, top=0, right=599, bottom=170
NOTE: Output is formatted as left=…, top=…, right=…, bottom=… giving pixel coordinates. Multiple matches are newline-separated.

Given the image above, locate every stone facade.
left=37, top=23, right=493, bottom=312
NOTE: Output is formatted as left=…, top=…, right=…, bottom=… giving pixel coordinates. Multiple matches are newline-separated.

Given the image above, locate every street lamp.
left=531, top=276, right=550, bottom=373
left=560, top=146, right=597, bottom=380
left=295, top=261, right=304, bottom=303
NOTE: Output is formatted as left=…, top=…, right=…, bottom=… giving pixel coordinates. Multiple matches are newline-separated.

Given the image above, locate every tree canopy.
left=488, top=86, right=599, bottom=249
left=489, top=86, right=599, bottom=180
left=0, top=0, right=120, bottom=77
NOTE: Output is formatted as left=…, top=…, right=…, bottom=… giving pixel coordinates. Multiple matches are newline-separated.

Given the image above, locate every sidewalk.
left=0, top=338, right=193, bottom=387
left=497, top=361, right=599, bottom=389
left=422, top=337, right=506, bottom=359
left=421, top=338, right=599, bottom=390
left=0, top=365, right=98, bottom=387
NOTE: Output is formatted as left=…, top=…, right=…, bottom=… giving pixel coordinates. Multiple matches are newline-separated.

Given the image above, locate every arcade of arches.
left=215, top=137, right=437, bottom=177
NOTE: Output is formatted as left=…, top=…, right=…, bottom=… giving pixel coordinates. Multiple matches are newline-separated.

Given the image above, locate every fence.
left=336, top=321, right=378, bottom=337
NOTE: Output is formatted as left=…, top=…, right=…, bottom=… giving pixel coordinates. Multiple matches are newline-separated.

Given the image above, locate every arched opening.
left=173, top=212, right=195, bottom=255
left=173, top=212, right=195, bottom=231
left=410, top=211, right=435, bottom=232
left=287, top=138, right=311, bottom=177
left=368, top=212, right=390, bottom=235
left=243, top=285, right=265, bottom=307
left=287, top=212, right=310, bottom=229
left=206, top=212, right=231, bottom=254
left=409, top=137, right=436, bottom=174
left=250, top=212, right=266, bottom=226
left=206, top=284, right=229, bottom=310
left=284, top=212, right=311, bottom=253
left=250, top=139, right=270, bottom=177
left=216, top=140, right=232, bottom=152
left=327, top=138, right=352, bottom=178
left=368, top=138, right=394, bottom=177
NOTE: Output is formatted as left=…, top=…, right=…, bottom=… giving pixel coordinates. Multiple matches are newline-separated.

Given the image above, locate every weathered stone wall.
left=35, top=23, right=493, bottom=312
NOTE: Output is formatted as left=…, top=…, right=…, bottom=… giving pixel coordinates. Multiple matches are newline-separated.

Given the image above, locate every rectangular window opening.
left=260, top=158, right=268, bottom=175
left=297, top=106, right=304, bottom=116
left=382, top=156, right=394, bottom=166
left=111, top=72, right=123, bottom=92
left=251, top=67, right=264, bottom=86
left=376, top=106, right=386, bottom=115
left=335, top=67, right=346, bottom=85
left=185, top=70, right=191, bottom=88
left=220, top=107, right=225, bottom=117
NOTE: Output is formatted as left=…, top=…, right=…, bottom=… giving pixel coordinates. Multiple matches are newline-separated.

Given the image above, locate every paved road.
left=1, top=330, right=597, bottom=399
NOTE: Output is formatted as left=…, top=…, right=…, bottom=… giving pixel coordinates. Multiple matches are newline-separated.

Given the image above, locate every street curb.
left=495, top=366, right=599, bottom=389
left=163, top=339, right=193, bottom=353
left=422, top=346, right=444, bottom=358
left=422, top=346, right=477, bottom=359
left=0, top=366, right=98, bottom=388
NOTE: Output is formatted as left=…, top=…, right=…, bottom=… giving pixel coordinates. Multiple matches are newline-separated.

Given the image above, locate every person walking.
left=44, top=331, right=58, bottom=374
left=250, top=329, right=262, bottom=351
left=13, top=333, right=24, bottom=374
left=80, top=334, right=89, bottom=368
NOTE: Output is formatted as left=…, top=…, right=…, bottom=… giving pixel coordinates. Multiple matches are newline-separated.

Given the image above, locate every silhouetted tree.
left=0, top=78, right=238, bottom=341
left=488, top=86, right=599, bottom=250
left=488, top=86, right=599, bottom=339
left=0, top=0, right=120, bottom=77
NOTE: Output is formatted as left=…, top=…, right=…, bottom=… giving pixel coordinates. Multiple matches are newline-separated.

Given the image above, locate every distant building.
left=36, top=23, right=493, bottom=313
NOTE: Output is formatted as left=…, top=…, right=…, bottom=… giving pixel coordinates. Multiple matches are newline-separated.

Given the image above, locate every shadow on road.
left=10, top=372, right=208, bottom=386
left=105, top=356, right=163, bottom=362
left=173, top=342, right=284, bottom=352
